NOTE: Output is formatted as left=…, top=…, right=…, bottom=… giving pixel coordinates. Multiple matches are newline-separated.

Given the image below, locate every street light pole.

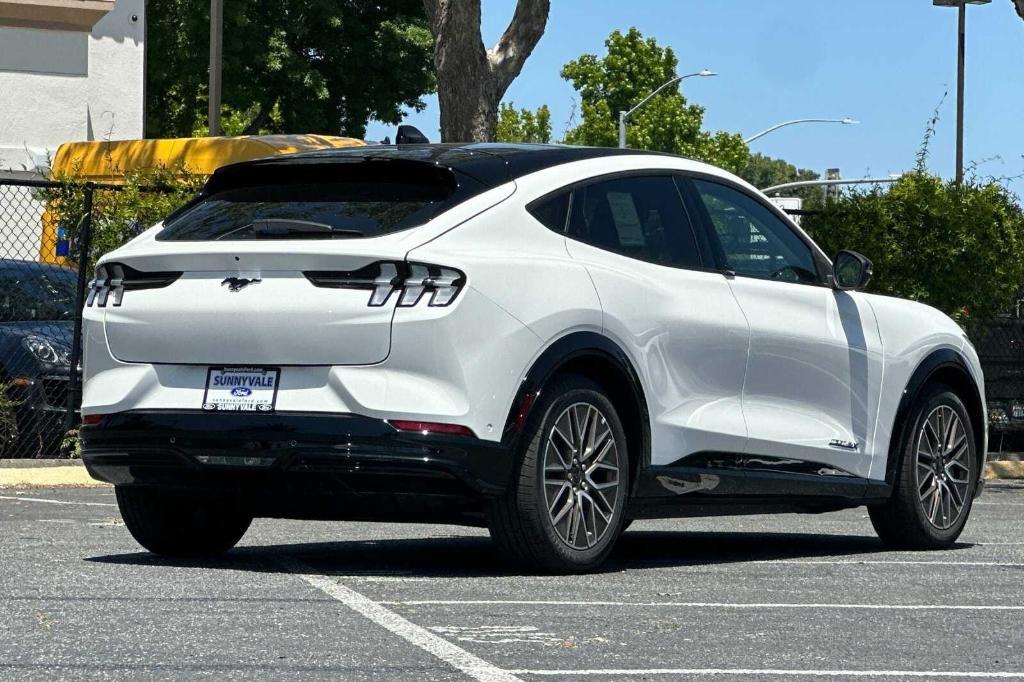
left=743, top=118, right=859, bottom=145
left=933, top=0, right=991, bottom=183
left=618, top=69, right=716, bottom=149
left=208, top=0, right=223, bottom=137
left=955, top=0, right=966, bottom=183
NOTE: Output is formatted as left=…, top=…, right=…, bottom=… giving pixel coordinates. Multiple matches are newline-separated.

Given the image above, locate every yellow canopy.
left=50, top=134, right=366, bottom=183
left=40, top=134, right=366, bottom=265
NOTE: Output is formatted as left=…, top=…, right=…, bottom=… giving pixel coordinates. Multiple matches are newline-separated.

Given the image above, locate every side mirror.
left=832, top=250, right=873, bottom=291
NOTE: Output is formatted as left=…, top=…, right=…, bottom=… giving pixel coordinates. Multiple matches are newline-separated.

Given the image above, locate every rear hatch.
left=96, top=154, right=495, bottom=366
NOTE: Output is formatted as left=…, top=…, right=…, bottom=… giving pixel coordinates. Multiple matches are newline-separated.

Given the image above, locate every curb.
left=0, top=460, right=106, bottom=489
left=1, top=459, right=1023, bottom=489
left=986, top=460, right=1024, bottom=480
left=0, top=459, right=85, bottom=468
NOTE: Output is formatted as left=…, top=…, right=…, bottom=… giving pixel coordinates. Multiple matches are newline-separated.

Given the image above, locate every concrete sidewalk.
left=2, top=457, right=1023, bottom=489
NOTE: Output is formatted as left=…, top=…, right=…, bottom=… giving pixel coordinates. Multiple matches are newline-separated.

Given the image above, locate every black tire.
left=116, top=486, right=252, bottom=557
left=869, top=384, right=978, bottom=550
left=488, top=374, right=630, bottom=573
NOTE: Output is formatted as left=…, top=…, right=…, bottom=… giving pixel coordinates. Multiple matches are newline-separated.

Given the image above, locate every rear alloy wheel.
left=488, top=375, right=630, bottom=572
left=543, top=403, right=622, bottom=550
left=116, top=486, right=252, bottom=557
left=870, top=384, right=978, bottom=549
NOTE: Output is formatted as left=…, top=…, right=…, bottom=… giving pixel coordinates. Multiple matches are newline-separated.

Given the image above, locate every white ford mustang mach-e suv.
left=80, top=144, right=986, bottom=571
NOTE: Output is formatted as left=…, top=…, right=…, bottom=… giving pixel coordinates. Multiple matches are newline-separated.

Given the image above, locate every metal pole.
left=955, top=0, right=966, bottom=183
left=209, top=0, right=223, bottom=137
left=66, top=184, right=94, bottom=431
left=743, top=118, right=858, bottom=145
left=617, top=71, right=715, bottom=150
left=760, top=177, right=900, bottom=195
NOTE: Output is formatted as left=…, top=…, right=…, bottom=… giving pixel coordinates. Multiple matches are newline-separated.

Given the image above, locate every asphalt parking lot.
left=2, top=484, right=1023, bottom=681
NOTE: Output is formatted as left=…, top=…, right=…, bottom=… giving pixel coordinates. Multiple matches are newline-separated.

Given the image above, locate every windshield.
left=0, top=266, right=77, bottom=321
left=158, top=180, right=455, bottom=241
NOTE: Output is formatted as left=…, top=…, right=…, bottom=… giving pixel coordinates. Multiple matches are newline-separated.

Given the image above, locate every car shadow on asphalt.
left=85, top=530, right=976, bottom=577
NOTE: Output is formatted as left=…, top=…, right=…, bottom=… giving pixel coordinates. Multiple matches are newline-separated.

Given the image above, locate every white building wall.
left=0, top=0, right=144, bottom=177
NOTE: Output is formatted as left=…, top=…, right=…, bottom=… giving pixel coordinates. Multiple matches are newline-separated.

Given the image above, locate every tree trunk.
left=423, top=0, right=549, bottom=142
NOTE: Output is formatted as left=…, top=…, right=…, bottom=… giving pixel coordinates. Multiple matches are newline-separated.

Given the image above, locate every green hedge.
left=804, top=172, right=1024, bottom=325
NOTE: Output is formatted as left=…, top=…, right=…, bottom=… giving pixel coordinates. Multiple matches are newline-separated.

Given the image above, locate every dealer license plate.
left=202, top=367, right=280, bottom=412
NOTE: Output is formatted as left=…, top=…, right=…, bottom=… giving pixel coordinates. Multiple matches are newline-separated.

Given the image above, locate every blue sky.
left=365, top=0, right=1024, bottom=196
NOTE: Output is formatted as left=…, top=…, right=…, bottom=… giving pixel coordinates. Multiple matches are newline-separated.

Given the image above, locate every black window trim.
left=525, top=187, right=573, bottom=233
left=677, top=171, right=834, bottom=288
left=525, top=169, right=720, bottom=274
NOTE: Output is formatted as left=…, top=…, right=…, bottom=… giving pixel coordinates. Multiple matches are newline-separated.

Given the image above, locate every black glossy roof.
left=213, top=143, right=666, bottom=188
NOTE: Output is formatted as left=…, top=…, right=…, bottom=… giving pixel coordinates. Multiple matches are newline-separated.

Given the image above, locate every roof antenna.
left=396, top=125, right=429, bottom=145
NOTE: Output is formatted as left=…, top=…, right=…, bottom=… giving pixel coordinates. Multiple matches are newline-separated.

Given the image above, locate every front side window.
left=692, top=179, right=819, bottom=284
left=566, top=175, right=702, bottom=268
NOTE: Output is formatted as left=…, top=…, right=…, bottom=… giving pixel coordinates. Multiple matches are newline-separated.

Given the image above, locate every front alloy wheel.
left=915, top=404, right=972, bottom=530
left=870, top=384, right=978, bottom=549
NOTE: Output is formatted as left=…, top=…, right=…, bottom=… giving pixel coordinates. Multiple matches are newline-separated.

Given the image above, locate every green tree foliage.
left=147, top=0, right=435, bottom=139
left=495, top=103, right=553, bottom=143
left=560, top=28, right=748, bottom=173
left=43, top=166, right=203, bottom=274
left=804, top=172, right=1024, bottom=325
left=740, top=153, right=822, bottom=207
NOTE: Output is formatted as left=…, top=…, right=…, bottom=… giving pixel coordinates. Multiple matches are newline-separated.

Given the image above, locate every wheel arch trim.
left=885, top=347, right=986, bottom=488
left=501, top=331, right=652, bottom=472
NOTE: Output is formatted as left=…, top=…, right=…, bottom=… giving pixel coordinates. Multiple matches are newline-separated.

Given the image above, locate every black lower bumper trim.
left=81, top=411, right=513, bottom=522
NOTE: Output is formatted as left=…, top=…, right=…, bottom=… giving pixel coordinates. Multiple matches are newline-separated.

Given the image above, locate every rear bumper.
left=81, top=411, right=513, bottom=523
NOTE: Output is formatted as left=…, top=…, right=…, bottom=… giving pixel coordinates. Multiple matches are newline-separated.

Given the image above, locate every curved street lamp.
left=743, top=118, right=859, bottom=145
left=932, top=0, right=992, bottom=184
left=618, top=69, right=717, bottom=149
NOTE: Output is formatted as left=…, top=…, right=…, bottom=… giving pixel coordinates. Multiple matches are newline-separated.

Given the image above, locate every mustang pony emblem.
left=221, top=277, right=261, bottom=292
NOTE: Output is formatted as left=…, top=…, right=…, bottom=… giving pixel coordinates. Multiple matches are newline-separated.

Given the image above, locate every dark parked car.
left=0, top=260, right=77, bottom=457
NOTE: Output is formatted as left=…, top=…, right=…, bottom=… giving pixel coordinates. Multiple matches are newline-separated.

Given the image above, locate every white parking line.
left=383, top=600, right=1024, bottom=611
left=510, top=668, right=1024, bottom=678
left=753, top=559, right=1024, bottom=567
left=276, top=557, right=521, bottom=682
left=0, top=495, right=116, bottom=507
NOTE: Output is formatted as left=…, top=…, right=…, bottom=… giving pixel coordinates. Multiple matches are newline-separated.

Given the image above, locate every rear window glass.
left=158, top=179, right=457, bottom=241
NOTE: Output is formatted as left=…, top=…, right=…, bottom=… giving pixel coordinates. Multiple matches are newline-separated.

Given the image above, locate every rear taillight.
left=305, top=261, right=465, bottom=308
left=86, top=263, right=181, bottom=307
left=390, top=420, right=476, bottom=437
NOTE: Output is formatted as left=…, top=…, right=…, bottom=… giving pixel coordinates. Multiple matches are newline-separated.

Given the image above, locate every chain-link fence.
left=0, top=180, right=80, bottom=456
left=0, top=178, right=165, bottom=457
left=970, top=316, right=1024, bottom=454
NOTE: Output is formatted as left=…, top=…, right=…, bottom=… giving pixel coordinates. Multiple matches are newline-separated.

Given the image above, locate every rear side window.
left=528, top=190, right=571, bottom=232
left=566, top=175, right=702, bottom=268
